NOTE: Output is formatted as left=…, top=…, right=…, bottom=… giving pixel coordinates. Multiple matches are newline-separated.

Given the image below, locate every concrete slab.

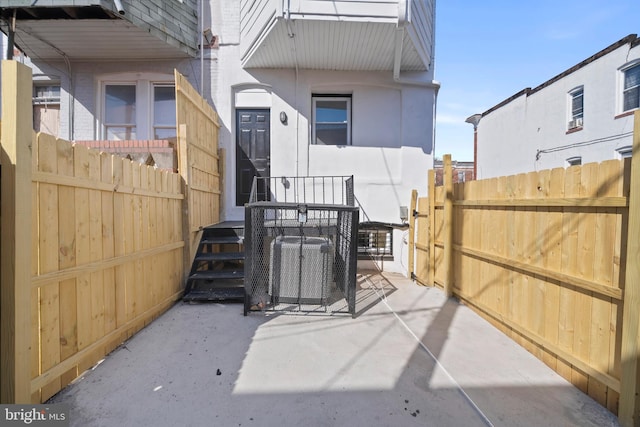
left=49, top=272, right=620, bottom=427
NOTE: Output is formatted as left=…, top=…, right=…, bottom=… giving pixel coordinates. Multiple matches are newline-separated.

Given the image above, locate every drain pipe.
left=112, top=0, right=125, bottom=15
left=284, top=0, right=301, bottom=178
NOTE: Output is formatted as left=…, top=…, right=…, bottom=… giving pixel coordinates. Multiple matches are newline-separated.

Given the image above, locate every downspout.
left=284, top=0, right=301, bottom=178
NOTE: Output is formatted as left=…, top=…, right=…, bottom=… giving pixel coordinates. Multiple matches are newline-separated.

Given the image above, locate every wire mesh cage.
left=244, top=176, right=358, bottom=316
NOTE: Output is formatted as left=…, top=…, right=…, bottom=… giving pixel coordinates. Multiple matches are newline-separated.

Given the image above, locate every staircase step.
left=194, top=252, right=245, bottom=262
left=183, top=287, right=244, bottom=302
left=201, top=236, right=243, bottom=245
left=189, top=269, right=244, bottom=281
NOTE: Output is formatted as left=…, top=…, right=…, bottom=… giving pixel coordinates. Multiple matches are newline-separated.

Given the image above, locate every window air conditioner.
left=568, top=118, right=583, bottom=129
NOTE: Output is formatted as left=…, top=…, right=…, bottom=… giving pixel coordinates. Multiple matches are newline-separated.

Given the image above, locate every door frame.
left=235, top=108, right=271, bottom=206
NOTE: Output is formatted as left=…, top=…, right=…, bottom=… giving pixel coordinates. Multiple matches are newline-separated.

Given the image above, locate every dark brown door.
left=236, top=109, right=270, bottom=205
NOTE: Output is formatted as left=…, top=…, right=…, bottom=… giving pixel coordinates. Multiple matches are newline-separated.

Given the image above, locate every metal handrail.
left=248, top=175, right=354, bottom=206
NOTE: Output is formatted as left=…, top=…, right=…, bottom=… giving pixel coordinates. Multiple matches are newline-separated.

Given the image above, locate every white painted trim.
left=618, top=59, right=640, bottom=115
left=95, top=72, right=173, bottom=140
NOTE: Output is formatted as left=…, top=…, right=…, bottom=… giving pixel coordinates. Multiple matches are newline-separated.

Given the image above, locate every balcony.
left=0, top=0, right=198, bottom=60
left=240, top=0, right=434, bottom=71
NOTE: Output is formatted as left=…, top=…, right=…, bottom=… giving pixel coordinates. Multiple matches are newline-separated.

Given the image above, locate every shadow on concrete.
left=48, top=272, right=619, bottom=427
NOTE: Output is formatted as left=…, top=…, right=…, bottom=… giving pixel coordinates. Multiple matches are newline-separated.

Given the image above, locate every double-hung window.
left=101, top=75, right=175, bottom=141
left=153, top=85, right=177, bottom=141
left=104, top=84, right=137, bottom=140
left=312, top=95, right=351, bottom=145
left=568, top=86, right=583, bottom=129
left=623, top=63, right=640, bottom=112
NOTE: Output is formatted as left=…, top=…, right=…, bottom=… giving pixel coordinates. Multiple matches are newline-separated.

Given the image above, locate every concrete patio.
left=49, top=272, right=620, bottom=427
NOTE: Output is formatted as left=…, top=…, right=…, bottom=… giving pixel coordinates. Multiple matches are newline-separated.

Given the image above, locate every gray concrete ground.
left=50, top=272, right=620, bottom=427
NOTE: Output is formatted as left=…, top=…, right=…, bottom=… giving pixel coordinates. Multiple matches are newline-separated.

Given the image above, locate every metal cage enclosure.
left=244, top=176, right=358, bottom=316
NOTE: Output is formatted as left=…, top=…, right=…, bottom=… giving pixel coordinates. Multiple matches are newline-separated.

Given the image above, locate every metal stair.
left=183, top=222, right=245, bottom=302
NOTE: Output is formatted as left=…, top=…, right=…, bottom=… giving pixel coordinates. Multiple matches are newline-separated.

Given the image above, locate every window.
left=568, top=87, right=583, bottom=129
left=100, top=74, right=175, bottom=141
left=623, top=63, right=640, bottom=112
left=153, top=85, right=177, bottom=141
left=616, top=145, right=632, bottom=159
left=566, top=156, right=582, bottom=167
left=33, top=83, right=60, bottom=135
left=104, top=84, right=136, bottom=140
left=312, top=95, right=351, bottom=145
left=358, top=228, right=392, bottom=256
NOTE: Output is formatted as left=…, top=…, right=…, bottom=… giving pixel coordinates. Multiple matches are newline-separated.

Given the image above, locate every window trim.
left=567, top=86, right=584, bottom=129
left=566, top=156, right=582, bottom=167
left=152, top=83, right=177, bottom=140
left=96, top=72, right=174, bottom=141
left=311, top=94, right=352, bottom=146
left=103, top=82, right=137, bottom=140
left=619, top=60, right=640, bottom=115
left=616, top=145, right=632, bottom=159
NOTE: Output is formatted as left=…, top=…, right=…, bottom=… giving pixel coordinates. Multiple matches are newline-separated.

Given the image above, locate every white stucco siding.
left=477, top=40, right=640, bottom=179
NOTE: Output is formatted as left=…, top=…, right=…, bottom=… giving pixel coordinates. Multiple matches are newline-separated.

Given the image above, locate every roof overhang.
left=0, top=5, right=197, bottom=60
left=242, top=18, right=428, bottom=71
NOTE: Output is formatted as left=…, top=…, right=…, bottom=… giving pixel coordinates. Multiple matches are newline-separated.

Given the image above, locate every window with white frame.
left=568, top=86, right=583, bottom=129
left=33, top=82, right=61, bottom=135
left=566, top=156, right=582, bottom=167
left=104, top=84, right=136, bottom=140
left=616, top=145, right=632, bottom=159
left=100, top=75, right=175, bottom=141
left=312, top=95, right=351, bottom=145
left=622, top=63, right=640, bottom=113
left=153, top=85, right=177, bottom=141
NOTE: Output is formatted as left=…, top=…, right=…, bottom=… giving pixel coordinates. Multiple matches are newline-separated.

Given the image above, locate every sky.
left=434, top=0, right=640, bottom=161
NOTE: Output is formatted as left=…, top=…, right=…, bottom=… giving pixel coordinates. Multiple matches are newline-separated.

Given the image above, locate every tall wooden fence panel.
left=1, top=62, right=187, bottom=403
left=175, top=70, right=221, bottom=264
left=411, top=115, right=640, bottom=424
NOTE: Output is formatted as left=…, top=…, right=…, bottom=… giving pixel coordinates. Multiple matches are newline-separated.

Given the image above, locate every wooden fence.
left=175, top=70, right=222, bottom=266
left=1, top=62, right=222, bottom=404
left=410, top=111, right=640, bottom=426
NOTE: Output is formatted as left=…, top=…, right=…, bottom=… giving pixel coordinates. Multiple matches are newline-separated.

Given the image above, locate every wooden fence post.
left=443, top=154, right=454, bottom=298
left=177, top=123, right=192, bottom=284
left=407, top=189, right=417, bottom=278
left=619, top=110, right=640, bottom=426
left=428, top=169, right=435, bottom=286
left=0, top=61, right=33, bottom=403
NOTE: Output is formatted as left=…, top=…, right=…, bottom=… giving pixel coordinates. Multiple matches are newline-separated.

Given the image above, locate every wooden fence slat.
left=100, top=153, right=117, bottom=353
left=571, top=163, right=597, bottom=393
left=73, top=143, right=92, bottom=374
left=619, top=110, right=640, bottom=426
left=37, top=132, right=62, bottom=401
left=542, top=167, right=564, bottom=372
left=1, top=61, right=33, bottom=404
left=589, top=160, right=619, bottom=407
left=442, top=155, right=453, bottom=297
left=55, top=137, right=78, bottom=389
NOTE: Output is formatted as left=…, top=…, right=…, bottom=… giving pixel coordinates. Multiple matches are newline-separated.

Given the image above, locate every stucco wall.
left=477, top=40, right=640, bottom=179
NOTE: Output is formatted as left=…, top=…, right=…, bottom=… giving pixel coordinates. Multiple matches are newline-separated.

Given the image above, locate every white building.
left=0, top=0, right=438, bottom=272
left=474, top=34, right=640, bottom=179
